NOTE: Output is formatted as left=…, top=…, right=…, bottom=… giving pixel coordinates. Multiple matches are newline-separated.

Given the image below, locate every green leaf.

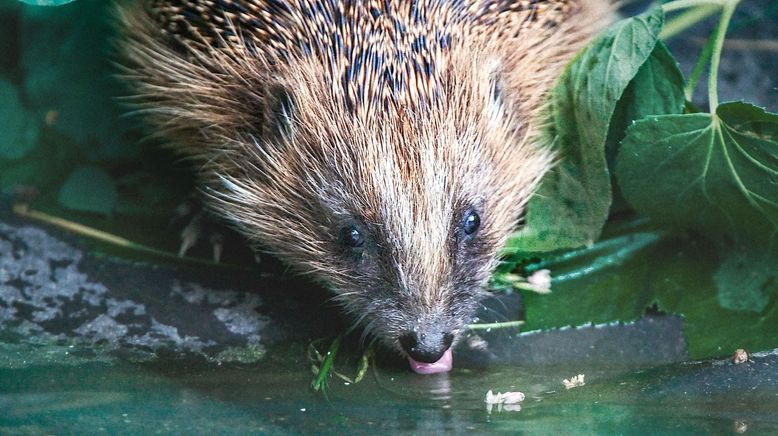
left=616, top=102, right=778, bottom=311
left=506, top=8, right=665, bottom=254
left=58, top=165, right=118, bottom=216
left=649, top=236, right=778, bottom=359
left=617, top=102, right=778, bottom=248
left=605, top=41, right=685, bottom=167
left=714, top=246, right=775, bottom=312
left=518, top=226, right=663, bottom=332
left=516, top=227, right=778, bottom=360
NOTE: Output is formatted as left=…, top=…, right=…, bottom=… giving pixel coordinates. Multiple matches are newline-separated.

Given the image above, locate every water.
left=2, top=343, right=777, bottom=434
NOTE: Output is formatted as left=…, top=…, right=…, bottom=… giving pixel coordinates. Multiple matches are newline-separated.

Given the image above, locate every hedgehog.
left=116, top=0, right=614, bottom=374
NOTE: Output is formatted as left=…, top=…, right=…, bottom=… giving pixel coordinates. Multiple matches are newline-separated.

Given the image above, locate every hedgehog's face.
left=212, top=56, right=551, bottom=373
left=326, top=184, right=495, bottom=374
left=272, top=104, right=546, bottom=374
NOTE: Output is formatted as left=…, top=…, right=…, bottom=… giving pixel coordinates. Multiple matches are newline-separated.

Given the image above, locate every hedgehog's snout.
left=393, top=310, right=458, bottom=374
left=399, top=330, right=454, bottom=363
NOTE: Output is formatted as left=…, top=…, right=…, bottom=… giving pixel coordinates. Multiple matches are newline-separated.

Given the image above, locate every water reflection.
left=1, top=344, right=777, bottom=434
left=373, top=365, right=452, bottom=402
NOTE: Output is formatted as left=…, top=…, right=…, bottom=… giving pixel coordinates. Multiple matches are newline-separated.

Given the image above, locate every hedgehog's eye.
left=463, top=210, right=481, bottom=235
left=340, top=225, right=365, bottom=248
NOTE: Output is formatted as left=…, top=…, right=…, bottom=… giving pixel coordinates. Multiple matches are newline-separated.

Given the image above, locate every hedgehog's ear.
left=488, top=62, right=503, bottom=105
left=485, top=59, right=505, bottom=125
left=264, top=84, right=297, bottom=139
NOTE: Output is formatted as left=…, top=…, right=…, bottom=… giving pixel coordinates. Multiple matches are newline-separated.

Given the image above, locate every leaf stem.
left=467, top=320, right=525, bottom=330
left=707, top=1, right=739, bottom=112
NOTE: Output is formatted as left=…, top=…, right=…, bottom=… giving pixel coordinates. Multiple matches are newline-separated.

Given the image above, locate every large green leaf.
left=649, top=236, right=778, bottom=359
left=617, top=103, right=778, bottom=240
left=604, top=41, right=686, bottom=168
left=519, top=224, right=663, bottom=332
left=506, top=8, right=665, bottom=253
left=517, top=225, right=778, bottom=360
left=616, top=102, right=778, bottom=312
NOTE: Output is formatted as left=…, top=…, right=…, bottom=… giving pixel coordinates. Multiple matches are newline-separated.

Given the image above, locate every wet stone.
left=0, top=201, right=340, bottom=365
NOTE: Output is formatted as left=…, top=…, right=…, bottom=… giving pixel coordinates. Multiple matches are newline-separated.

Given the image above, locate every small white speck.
left=300, top=408, right=306, bottom=412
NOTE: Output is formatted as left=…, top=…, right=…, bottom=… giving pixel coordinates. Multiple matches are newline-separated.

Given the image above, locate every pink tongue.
left=408, top=348, right=453, bottom=374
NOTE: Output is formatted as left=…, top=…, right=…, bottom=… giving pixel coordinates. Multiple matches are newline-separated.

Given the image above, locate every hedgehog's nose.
left=399, top=331, right=454, bottom=363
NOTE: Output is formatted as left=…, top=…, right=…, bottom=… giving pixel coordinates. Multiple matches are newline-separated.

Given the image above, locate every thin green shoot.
left=685, top=27, right=718, bottom=101
left=311, top=335, right=341, bottom=392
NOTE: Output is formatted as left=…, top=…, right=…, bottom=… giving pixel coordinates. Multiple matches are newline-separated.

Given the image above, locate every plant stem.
left=661, top=5, right=720, bottom=40
left=707, top=1, right=739, bottom=112
left=685, top=28, right=718, bottom=100
left=12, top=203, right=246, bottom=268
left=467, top=320, right=524, bottom=330
left=661, top=0, right=724, bottom=13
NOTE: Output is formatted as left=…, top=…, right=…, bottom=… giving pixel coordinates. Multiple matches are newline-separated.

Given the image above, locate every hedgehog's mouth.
left=408, top=347, right=453, bottom=374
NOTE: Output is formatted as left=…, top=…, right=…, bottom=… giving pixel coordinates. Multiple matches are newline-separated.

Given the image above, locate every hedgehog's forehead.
left=311, top=92, right=488, bottom=213
left=323, top=121, right=481, bottom=230
left=358, top=137, right=461, bottom=285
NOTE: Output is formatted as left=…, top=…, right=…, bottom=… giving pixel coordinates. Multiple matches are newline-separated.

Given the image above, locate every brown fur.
left=115, top=0, right=614, bottom=355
